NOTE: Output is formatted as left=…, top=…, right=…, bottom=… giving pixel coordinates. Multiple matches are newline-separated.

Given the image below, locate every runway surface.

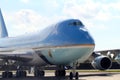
left=0, top=71, right=120, bottom=80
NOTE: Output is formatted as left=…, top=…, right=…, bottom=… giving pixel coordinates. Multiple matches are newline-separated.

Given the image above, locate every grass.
left=0, top=69, right=120, bottom=73
left=69, top=69, right=120, bottom=72
left=45, top=69, right=120, bottom=73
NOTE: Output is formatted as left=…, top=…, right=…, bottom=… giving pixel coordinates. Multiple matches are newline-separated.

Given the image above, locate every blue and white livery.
left=1, top=9, right=112, bottom=79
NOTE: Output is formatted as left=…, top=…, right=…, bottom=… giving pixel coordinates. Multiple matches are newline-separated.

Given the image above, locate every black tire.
left=55, top=70, right=66, bottom=77
left=69, top=72, right=73, bottom=80
left=16, top=70, right=26, bottom=78
left=16, top=71, right=20, bottom=78
left=7, top=72, right=13, bottom=78
left=75, top=72, right=79, bottom=79
left=61, top=70, right=66, bottom=76
left=55, top=70, right=59, bottom=77
left=2, top=71, right=13, bottom=78
left=40, top=71, right=45, bottom=77
left=22, top=71, right=27, bottom=77
left=34, top=70, right=39, bottom=77
left=34, top=70, right=45, bottom=77
left=2, top=72, right=7, bottom=78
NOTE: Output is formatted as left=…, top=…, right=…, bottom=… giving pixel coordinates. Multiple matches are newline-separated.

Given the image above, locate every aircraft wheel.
left=21, top=71, right=27, bottom=77
left=55, top=70, right=66, bottom=77
left=16, top=71, right=20, bottom=77
left=2, top=72, right=7, bottom=78
left=75, top=72, right=79, bottom=79
left=34, top=70, right=45, bottom=77
left=34, top=70, right=39, bottom=77
left=7, top=72, right=13, bottom=78
left=69, top=72, right=73, bottom=80
left=39, top=71, right=45, bottom=77
left=16, top=70, right=22, bottom=77
left=2, top=71, right=13, bottom=78
left=55, top=70, right=59, bottom=76
left=69, top=72, right=79, bottom=80
left=16, top=70, right=26, bottom=78
left=61, top=70, right=66, bottom=76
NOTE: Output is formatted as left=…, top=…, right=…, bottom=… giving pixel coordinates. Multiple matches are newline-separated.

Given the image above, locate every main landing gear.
left=69, top=72, right=79, bottom=80
left=16, top=66, right=27, bottom=78
left=55, top=65, right=79, bottom=79
left=55, top=66, right=66, bottom=77
left=1, top=61, right=13, bottom=78
left=34, top=67, right=45, bottom=77
left=69, top=62, right=79, bottom=80
left=1, top=65, right=79, bottom=79
left=2, top=71, right=13, bottom=78
left=55, top=70, right=66, bottom=77
left=16, top=70, right=27, bottom=78
left=2, top=66, right=45, bottom=78
left=34, top=70, right=45, bottom=77
left=1, top=67, right=27, bottom=78
left=55, top=70, right=79, bottom=79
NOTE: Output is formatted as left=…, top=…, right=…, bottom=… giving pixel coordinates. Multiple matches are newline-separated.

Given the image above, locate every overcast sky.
left=0, top=0, right=120, bottom=50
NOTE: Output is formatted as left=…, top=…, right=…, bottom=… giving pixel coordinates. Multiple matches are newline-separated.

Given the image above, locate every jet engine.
left=91, top=56, right=112, bottom=70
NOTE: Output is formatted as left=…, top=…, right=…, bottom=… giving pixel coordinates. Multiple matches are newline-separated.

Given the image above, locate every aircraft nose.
left=79, top=27, right=95, bottom=45
left=63, top=24, right=95, bottom=45
left=45, top=19, right=95, bottom=46
left=64, top=19, right=95, bottom=45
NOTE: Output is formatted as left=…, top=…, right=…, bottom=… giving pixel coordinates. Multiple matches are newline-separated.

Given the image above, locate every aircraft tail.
left=0, top=9, right=8, bottom=38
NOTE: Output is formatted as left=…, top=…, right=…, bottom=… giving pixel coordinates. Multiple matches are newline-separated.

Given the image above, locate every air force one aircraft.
left=0, top=10, right=112, bottom=79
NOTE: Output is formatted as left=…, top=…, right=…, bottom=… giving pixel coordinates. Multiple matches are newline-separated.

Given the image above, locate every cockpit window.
left=69, top=21, right=84, bottom=26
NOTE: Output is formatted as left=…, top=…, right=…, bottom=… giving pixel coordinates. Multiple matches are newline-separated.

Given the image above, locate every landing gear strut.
left=55, top=70, right=66, bottom=77
left=16, top=66, right=27, bottom=78
left=34, top=70, right=45, bottom=77
left=69, top=72, right=79, bottom=80
left=69, top=62, right=79, bottom=79
left=2, top=61, right=13, bottom=78
left=2, top=71, right=13, bottom=78
left=16, top=70, right=27, bottom=78
left=55, top=66, right=66, bottom=77
left=34, top=67, right=45, bottom=77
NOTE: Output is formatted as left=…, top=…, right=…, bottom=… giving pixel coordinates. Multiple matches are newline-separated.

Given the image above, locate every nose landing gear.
left=55, top=64, right=79, bottom=79
left=69, top=62, right=79, bottom=79
left=69, top=72, right=79, bottom=80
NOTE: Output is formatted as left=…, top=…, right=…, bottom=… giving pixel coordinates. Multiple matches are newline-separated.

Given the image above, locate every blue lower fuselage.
left=0, top=19, right=95, bottom=65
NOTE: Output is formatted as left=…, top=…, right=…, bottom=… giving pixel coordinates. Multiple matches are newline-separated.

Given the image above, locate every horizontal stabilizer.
left=0, top=9, right=8, bottom=38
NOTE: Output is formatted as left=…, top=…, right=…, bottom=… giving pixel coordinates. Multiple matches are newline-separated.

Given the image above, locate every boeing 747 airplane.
left=0, top=9, right=112, bottom=79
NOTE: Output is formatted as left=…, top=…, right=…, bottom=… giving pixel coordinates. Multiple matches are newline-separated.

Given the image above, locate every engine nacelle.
left=91, top=56, right=112, bottom=70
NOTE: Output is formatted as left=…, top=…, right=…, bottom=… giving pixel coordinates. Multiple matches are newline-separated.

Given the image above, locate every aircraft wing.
left=93, top=49, right=120, bottom=65
left=95, top=49, right=120, bottom=59
left=85, top=49, right=120, bottom=63
left=95, top=49, right=120, bottom=55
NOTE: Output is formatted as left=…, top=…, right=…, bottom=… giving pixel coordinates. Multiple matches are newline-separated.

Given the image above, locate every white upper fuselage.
left=0, top=19, right=95, bottom=66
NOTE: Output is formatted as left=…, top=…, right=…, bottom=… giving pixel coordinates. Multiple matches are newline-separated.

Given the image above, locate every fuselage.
left=0, top=19, right=95, bottom=66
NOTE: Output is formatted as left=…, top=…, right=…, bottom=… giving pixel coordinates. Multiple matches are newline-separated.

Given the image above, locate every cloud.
left=5, top=9, right=66, bottom=36
left=60, top=0, right=120, bottom=32
left=62, top=0, right=101, bottom=19
left=62, top=0, right=120, bottom=19
left=4, top=0, right=120, bottom=37
left=6, top=9, right=49, bottom=36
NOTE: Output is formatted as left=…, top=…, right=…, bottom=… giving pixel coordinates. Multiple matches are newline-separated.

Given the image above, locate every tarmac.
left=0, top=71, right=120, bottom=80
